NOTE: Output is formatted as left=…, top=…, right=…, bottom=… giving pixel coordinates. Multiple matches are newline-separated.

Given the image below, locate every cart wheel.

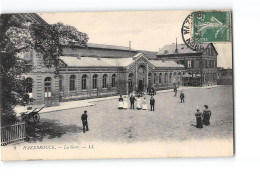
left=33, top=114, right=40, bottom=123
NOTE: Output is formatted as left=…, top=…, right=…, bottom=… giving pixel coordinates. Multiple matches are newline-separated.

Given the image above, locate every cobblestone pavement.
left=38, top=86, right=233, bottom=144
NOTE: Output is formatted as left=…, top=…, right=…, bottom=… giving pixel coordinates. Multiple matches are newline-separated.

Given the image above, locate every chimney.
left=175, top=38, right=178, bottom=53
left=77, top=55, right=81, bottom=60
left=129, top=41, right=131, bottom=57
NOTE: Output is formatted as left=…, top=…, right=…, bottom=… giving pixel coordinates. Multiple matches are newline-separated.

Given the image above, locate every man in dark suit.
left=81, top=110, right=88, bottom=133
left=180, top=91, right=185, bottom=103
left=150, top=96, right=155, bottom=111
left=129, top=95, right=136, bottom=110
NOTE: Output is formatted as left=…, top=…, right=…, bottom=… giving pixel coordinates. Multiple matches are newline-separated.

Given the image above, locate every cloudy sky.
left=39, top=11, right=232, bottom=68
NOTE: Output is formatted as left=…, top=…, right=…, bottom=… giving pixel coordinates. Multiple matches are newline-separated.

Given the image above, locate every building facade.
left=217, top=67, right=233, bottom=85
left=157, top=43, right=218, bottom=87
left=25, top=51, right=184, bottom=107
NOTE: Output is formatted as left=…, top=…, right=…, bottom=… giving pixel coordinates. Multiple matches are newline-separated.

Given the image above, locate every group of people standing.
left=195, top=105, right=212, bottom=129
left=118, top=95, right=155, bottom=111
left=174, top=86, right=212, bottom=129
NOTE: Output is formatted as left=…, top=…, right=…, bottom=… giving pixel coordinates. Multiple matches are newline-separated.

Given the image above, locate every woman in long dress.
left=195, top=109, right=203, bottom=129
left=136, top=97, right=142, bottom=110
left=142, top=97, right=148, bottom=110
left=118, top=95, right=124, bottom=109
left=123, top=96, right=128, bottom=109
left=203, top=105, right=211, bottom=126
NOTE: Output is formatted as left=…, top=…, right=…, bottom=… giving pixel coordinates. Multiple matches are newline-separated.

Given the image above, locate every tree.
left=0, top=14, right=88, bottom=125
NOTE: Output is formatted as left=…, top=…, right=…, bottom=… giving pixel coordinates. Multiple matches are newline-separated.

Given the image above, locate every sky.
left=39, top=11, right=232, bottom=68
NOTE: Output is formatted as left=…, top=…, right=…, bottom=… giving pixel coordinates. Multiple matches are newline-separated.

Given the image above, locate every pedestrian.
left=195, top=109, right=203, bottom=129
left=203, top=105, right=211, bottom=126
left=118, top=95, right=124, bottom=109
left=136, top=97, right=142, bottom=110
left=81, top=110, right=88, bottom=133
left=150, top=96, right=155, bottom=111
left=142, top=97, right=148, bottom=110
left=180, top=91, right=185, bottom=103
left=129, top=94, right=136, bottom=110
left=174, top=86, right=177, bottom=96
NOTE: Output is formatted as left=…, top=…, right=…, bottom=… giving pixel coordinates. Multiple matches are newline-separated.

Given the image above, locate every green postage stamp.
left=193, top=10, right=231, bottom=42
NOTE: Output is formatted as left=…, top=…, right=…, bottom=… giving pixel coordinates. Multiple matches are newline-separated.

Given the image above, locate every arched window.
left=102, top=74, right=107, bottom=88
left=154, top=73, right=157, bottom=84
left=165, top=73, right=168, bottom=83
left=59, top=76, right=63, bottom=92
left=44, top=77, right=52, bottom=97
left=69, top=75, right=76, bottom=91
left=82, top=75, right=87, bottom=90
left=112, top=74, right=116, bottom=88
left=159, top=73, right=162, bottom=84
left=93, top=74, right=98, bottom=89
left=25, top=77, right=33, bottom=98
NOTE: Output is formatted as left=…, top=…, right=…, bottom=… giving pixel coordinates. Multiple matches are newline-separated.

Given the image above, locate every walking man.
left=129, top=94, right=136, bottom=110
left=81, top=110, right=88, bottom=133
left=150, top=96, right=155, bottom=111
left=180, top=91, right=185, bottom=103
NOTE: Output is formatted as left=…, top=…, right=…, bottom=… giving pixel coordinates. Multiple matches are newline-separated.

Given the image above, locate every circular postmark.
left=181, top=12, right=204, bottom=51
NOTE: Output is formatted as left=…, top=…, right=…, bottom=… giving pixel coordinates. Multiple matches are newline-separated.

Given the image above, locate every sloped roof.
left=101, top=57, right=135, bottom=67
left=60, top=53, right=184, bottom=68
left=60, top=56, right=114, bottom=67
left=149, top=60, right=184, bottom=68
left=87, top=43, right=137, bottom=51
left=138, top=50, right=158, bottom=59
left=157, top=43, right=210, bottom=55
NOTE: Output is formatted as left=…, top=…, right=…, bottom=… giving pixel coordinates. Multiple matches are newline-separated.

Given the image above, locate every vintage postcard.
left=0, top=10, right=233, bottom=161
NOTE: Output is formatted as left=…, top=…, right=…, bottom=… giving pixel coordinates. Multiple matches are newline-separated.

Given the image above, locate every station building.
left=26, top=48, right=184, bottom=107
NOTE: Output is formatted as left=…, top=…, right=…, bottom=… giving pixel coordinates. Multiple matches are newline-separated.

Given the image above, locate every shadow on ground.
left=26, top=119, right=82, bottom=142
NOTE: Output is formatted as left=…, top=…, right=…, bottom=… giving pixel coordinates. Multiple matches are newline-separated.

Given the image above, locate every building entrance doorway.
left=137, top=65, right=146, bottom=92
left=44, top=77, right=52, bottom=107
left=138, top=79, right=144, bottom=91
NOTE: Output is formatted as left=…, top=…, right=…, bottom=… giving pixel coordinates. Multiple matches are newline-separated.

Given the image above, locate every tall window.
left=159, top=73, right=162, bottom=84
left=164, top=73, right=167, bottom=83
left=102, top=74, right=107, bottom=88
left=44, top=77, right=52, bottom=97
left=154, top=73, right=156, bottom=84
left=148, top=73, right=152, bottom=85
left=128, top=73, right=133, bottom=89
left=93, top=74, right=98, bottom=89
left=187, top=60, right=192, bottom=68
left=112, top=74, right=116, bottom=88
left=69, top=75, right=76, bottom=91
left=82, top=75, right=87, bottom=90
left=59, top=76, right=63, bottom=92
left=169, top=73, right=172, bottom=83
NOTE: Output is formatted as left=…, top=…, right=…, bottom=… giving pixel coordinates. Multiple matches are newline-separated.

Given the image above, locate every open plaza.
left=29, top=85, right=234, bottom=144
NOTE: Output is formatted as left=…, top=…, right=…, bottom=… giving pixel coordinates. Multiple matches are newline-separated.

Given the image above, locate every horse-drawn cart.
left=20, top=106, right=44, bottom=124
